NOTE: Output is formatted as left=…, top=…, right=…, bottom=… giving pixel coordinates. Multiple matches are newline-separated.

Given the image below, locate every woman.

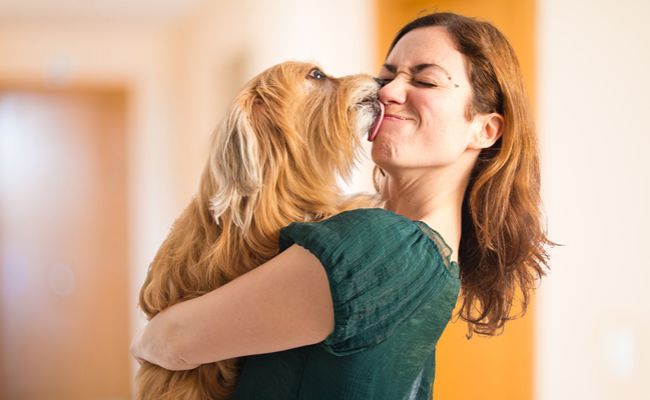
left=131, top=12, right=550, bottom=399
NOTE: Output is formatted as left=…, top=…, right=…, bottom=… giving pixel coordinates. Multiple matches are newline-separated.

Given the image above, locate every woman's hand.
left=129, top=310, right=201, bottom=371
left=129, top=326, right=147, bottom=366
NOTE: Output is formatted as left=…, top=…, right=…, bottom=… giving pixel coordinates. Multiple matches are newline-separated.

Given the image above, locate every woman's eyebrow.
left=382, top=63, right=452, bottom=77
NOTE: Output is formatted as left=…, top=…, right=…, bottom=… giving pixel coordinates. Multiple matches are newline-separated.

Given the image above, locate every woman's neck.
left=381, top=167, right=471, bottom=262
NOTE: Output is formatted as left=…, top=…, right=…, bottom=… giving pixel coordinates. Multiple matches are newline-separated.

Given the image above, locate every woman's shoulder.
left=318, top=207, right=415, bottom=230
left=279, top=208, right=403, bottom=257
left=321, top=209, right=456, bottom=265
left=280, top=207, right=458, bottom=277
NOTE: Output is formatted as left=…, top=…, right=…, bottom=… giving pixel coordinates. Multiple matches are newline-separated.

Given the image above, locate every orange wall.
left=376, top=1, right=536, bottom=399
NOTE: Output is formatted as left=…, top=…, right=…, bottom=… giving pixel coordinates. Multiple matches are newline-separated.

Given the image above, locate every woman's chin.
left=370, top=144, right=396, bottom=168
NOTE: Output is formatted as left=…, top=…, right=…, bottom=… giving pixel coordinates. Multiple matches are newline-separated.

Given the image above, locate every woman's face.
left=372, top=26, right=483, bottom=174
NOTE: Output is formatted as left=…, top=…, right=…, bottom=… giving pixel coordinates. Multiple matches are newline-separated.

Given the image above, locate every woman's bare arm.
left=130, top=244, right=334, bottom=370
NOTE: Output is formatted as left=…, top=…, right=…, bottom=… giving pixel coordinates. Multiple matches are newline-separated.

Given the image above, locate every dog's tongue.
left=367, top=101, right=385, bottom=142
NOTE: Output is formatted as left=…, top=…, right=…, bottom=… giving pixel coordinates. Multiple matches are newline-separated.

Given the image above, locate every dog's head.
left=207, top=61, right=382, bottom=229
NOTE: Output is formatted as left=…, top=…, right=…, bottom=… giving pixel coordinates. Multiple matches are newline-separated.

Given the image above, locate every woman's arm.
left=129, top=244, right=335, bottom=370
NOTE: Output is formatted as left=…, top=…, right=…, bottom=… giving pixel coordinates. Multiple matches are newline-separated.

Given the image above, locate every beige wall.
left=536, top=0, right=650, bottom=398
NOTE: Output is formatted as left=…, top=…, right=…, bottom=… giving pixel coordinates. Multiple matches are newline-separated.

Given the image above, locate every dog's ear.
left=208, top=96, right=262, bottom=230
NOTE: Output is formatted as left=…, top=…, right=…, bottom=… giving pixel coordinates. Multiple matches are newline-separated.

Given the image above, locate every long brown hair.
left=385, top=12, right=552, bottom=336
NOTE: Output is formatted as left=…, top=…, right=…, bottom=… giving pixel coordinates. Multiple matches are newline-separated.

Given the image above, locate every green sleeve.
left=279, top=209, right=452, bottom=356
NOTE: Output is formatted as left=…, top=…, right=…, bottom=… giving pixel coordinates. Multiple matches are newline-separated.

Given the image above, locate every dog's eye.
left=307, top=68, right=326, bottom=80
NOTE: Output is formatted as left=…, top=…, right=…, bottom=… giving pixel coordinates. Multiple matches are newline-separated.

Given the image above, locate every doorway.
left=0, top=88, right=131, bottom=400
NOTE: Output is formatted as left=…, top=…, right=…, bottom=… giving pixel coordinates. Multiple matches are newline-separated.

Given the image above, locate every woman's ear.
left=470, top=113, right=504, bottom=150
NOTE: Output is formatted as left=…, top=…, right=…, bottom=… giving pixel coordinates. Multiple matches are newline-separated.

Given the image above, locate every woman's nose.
left=378, top=75, right=407, bottom=105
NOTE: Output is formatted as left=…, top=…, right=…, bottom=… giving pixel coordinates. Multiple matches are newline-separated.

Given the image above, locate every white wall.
left=536, top=0, right=650, bottom=398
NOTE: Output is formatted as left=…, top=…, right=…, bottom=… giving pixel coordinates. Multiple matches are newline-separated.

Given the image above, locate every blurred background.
left=0, top=0, right=648, bottom=399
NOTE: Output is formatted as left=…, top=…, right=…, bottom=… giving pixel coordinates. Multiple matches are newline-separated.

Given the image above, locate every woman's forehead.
left=384, top=27, right=468, bottom=78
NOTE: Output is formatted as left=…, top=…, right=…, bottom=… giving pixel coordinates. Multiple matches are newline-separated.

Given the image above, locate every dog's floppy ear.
left=208, top=96, right=262, bottom=230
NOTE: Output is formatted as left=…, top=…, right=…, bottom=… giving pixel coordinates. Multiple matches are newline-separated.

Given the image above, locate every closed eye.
left=414, top=80, right=438, bottom=88
left=376, top=77, right=439, bottom=88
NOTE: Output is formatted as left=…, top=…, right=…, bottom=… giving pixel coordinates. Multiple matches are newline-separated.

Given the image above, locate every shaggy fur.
left=136, top=61, right=381, bottom=399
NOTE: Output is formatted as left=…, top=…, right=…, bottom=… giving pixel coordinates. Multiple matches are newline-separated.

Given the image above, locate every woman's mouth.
left=383, top=113, right=408, bottom=121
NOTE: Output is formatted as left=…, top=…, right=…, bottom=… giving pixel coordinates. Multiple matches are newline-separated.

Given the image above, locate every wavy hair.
left=382, top=12, right=552, bottom=336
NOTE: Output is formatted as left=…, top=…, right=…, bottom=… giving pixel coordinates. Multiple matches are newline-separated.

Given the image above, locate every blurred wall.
left=536, top=0, right=650, bottom=399
left=0, top=19, right=183, bottom=393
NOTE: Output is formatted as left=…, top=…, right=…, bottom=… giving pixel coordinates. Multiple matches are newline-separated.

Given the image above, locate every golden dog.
left=135, top=61, right=383, bottom=399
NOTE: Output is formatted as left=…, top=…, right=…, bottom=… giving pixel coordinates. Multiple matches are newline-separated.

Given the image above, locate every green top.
left=232, top=208, right=460, bottom=400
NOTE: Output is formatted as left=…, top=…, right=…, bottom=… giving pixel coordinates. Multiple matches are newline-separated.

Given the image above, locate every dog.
left=135, top=61, right=383, bottom=400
